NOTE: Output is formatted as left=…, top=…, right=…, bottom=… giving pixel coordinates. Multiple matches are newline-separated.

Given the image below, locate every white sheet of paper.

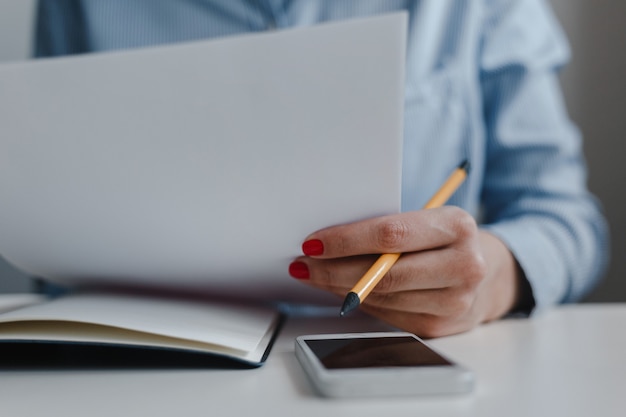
left=0, top=14, right=406, bottom=302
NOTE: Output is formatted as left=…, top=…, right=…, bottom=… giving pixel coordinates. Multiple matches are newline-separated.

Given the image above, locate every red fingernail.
left=289, top=261, right=310, bottom=279
left=302, top=239, right=324, bottom=256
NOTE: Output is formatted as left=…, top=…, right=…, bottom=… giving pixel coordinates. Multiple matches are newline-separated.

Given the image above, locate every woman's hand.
left=288, top=206, right=523, bottom=337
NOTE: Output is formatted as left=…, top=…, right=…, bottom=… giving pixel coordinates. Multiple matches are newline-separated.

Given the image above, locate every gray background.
left=0, top=0, right=624, bottom=302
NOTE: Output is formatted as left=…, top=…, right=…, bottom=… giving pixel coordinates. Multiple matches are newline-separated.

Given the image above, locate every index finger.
left=301, top=206, right=476, bottom=259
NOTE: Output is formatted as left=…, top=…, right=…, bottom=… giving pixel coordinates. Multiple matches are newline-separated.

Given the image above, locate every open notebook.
left=0, top=13, right=406, bottom=367
left=0, top=293, right=281, bottom=368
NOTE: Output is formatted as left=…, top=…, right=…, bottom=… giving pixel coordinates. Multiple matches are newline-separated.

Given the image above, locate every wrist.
left=477, top=230, right=523, bottom=321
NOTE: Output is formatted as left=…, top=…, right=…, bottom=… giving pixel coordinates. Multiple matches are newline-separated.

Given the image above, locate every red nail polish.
left=302, top=239, right=324, bottom=256
left=289, top=261, right=310, bottom=279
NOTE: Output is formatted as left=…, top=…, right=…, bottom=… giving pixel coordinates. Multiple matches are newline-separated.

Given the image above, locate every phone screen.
left=303, top=336, right=452, bottom=369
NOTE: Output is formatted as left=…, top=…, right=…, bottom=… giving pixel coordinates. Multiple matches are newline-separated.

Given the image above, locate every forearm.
left=479, top=0, right=609, bottom=310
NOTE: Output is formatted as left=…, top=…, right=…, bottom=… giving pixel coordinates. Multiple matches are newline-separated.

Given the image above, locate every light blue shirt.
left=35, top=0, right=609, bottom=312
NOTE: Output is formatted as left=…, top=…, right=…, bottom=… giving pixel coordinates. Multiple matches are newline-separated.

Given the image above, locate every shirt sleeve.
left=478, top=0, right=609, bottom=311
left=33, top=0, right=90, bottom=58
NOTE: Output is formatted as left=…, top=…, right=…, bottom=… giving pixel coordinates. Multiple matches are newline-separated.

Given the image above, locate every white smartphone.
left=295, top=332, right=474, bottom=398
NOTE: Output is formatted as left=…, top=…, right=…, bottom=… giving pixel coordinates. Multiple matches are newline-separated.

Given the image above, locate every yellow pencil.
left=339, top=159, right=470, bottom=316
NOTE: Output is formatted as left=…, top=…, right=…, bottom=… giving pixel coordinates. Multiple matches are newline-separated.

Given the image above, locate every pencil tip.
left=458, top=159, right=471, bottom=174
left=340, top=292, right=361, bottom=317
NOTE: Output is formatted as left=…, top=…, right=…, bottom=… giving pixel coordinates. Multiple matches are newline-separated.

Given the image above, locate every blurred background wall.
left=0, top=0, right=624, bottom=301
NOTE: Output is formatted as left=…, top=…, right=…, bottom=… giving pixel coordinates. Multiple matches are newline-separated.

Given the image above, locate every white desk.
left=0, top=297, right=624, bottom=417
